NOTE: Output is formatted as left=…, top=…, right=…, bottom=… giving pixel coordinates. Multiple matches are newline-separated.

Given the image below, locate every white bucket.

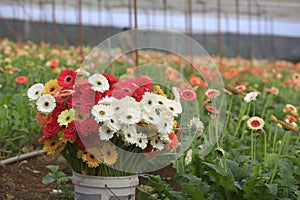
left=72, top=172, right=139, bottom=200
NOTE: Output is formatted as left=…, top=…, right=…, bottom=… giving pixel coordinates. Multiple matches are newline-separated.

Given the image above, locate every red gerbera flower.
left=14, top=76, right=28, bottom=84
left=131, top=87, right=145, bottom=102
left=43, top=121, right=61, bottom=138
left=180, top=89, right=197, bottom=101
left=76, top=119, right=99, bottom=137
left=36, top=110, right=52, bottom=126
left=247, top=116, right=265, bottom=130
left=64, top=121, right=77, bottom=141
left=165, top=133, right=178, bottom=151
left=51, top=105, right=67, bottom=119
left=205, top=105, right=220, bottom=114
left=76, top=137, right=85, bottom=149
left=58, top=69, right=77, bottom=89
left=103, top=74, right=118, bottom=87
left=205, top=89, right=220, bottom=98
left=133, top=76, right=153, bottom=90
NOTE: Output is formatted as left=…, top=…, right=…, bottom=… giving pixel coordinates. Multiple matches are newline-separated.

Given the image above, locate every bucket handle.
left=105, top=184, right=134, bottom=200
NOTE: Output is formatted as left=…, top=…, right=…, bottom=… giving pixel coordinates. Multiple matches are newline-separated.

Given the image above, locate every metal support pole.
left=38, top=0, right=48, bottom=42
left=235, top=0, right=240, bottom=56
left=264, top=15, right=268, bottom=59
left=133, top=0, right=139, bottom=67
left=128, top=0, right=132, bottom=29
left=0, top=12, right=21, bottom=42
left=188, top=0, right=193, bottom=37
left=270, top=17, right=274, bottom=59
left=163, top=0, right=167, bottom=28
left=51, top=0, right=56, bottom=46
left=98, top=0, right=102, bottom=42
left=257, top=13, right=262, bottom=59
left=217, top=0, right=222, bottom=65
left=203, top=3, right=207, bottom=48
left=247, top=0, right=252, bottom=61
left=78, top=0, right=83, bottom=59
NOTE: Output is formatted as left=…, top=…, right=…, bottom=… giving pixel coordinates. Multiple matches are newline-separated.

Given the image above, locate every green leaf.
left=177, top=174, right=210, bottom=193
left=285, top=156, right=300, bottom=169
left=265, top=153, right=278, bottom=168
left=264, top=183, right=277, bottom=196
left=203, top=162, right=229, bottom=176
left=46, top=165, right=59, bottom=173
left=169, top=191, right=190, bottom=200
left=182, top=184, right=205, bottom=200
left=251, top=164, right=262, bottom=177
left=42, top=173, right=55, bottom=185
left=226, top=159, right=249, bottom=180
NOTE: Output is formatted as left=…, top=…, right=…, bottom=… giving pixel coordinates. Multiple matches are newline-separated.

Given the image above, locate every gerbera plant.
left=27, top=67, right=199, bottom=176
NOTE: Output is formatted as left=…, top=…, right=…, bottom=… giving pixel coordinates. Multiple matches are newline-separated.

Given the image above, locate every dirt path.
left=0, top=153, right=176, bottom=200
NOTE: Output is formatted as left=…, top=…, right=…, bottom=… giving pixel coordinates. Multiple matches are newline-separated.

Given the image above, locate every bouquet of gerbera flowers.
left=27, top=68, right=184, bottom=176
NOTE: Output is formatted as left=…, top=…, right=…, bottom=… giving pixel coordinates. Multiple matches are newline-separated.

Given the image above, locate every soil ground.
left=0, top=152, right=176, bottom=200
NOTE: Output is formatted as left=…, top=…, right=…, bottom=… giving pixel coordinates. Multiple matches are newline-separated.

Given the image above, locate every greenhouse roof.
left=2, top=0, right=299, bottom=22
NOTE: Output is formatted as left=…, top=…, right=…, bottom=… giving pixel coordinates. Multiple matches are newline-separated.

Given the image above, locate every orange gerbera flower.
left=14, top=76, right=28, bottom=84
left=43, top=79, right=61, bottom=96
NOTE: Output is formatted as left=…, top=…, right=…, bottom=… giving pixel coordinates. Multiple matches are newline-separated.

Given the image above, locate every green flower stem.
left=296, top=133, right=300, bottom=144
left=269, top=130, right=288, bottom=183
left=240, top=103, right=252, bottom=141
left=272, top=127, right=279, bottom=152
left=251, top=130, right=254, bottom=165
left=220, top=96, right=233, bottom=145
left=264, top=131, right=267, bottom=167
left=252, top=101, right=256, bottom=116
left=253, top=133, right=257, bottom=165
left=268, top=125, right=273, bottom=143
left=283, top=131, right=291, bottom=156
left=233, top=103, right=247, bottom=138
left=261, top=94, right=270, bottom=118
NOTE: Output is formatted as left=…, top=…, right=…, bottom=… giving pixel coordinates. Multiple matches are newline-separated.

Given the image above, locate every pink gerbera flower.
left=57, top=69, right=77, bottom=89
left=247, top=116, right=265, bottom=130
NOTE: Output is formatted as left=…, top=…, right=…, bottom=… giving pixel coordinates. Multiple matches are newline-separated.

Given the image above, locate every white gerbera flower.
left=57, top=109, right=74, bottom=126
left=156, top=112, right=174, bottom=135
left=244, top=92, right=258, bottom=103
left=185, top=149, right=193, bottom=165
left=159, top=134, right=170, bottom=143
left=141, top=110, right=160, bottom=125
left=98, top=96, right=117, bottom=106
left=98, top=125, right=115, bottom=141
left=105, top=116, right=121, bottom=132
left=165, top=99, right=182, bottom=117
left=88, top=74, right=109, bottom=92
left=117, top=97, right=141, bottom=125
left=91, top=104, right=113, bottom=122
left=27, top=83, right=44, bottom=101
left=122, top=125, right=138, bottom=144
left=150, top=136, right=164, bottom=150
left=189, top=117, right=204, bottom=137
left=154, top=94, right=167, bottom=107
left=36, top=94, right=56, bottom=114
left=135, top=133, right=148, bottom=150
left=140, top=92, right=156, bottom=112
left=172, top=87, right=181, bottom=102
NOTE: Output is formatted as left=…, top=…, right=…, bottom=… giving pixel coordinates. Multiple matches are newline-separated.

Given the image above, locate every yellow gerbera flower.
left=77, top=149, right=86, bottom=159
left=43, top=79, right=61, bottom=96
left=74, top=109, right=89, bottom=122
left=85, top=150, right=101, bottom=168
left=101, top=142, right=118, bottom=166
left=57, top=109, right=74, bottom=126
left=43, top=134, right=65, bottom=155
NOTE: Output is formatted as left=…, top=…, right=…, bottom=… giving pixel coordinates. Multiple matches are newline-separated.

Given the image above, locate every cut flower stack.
left=27, top=68, right=183, bottom=176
